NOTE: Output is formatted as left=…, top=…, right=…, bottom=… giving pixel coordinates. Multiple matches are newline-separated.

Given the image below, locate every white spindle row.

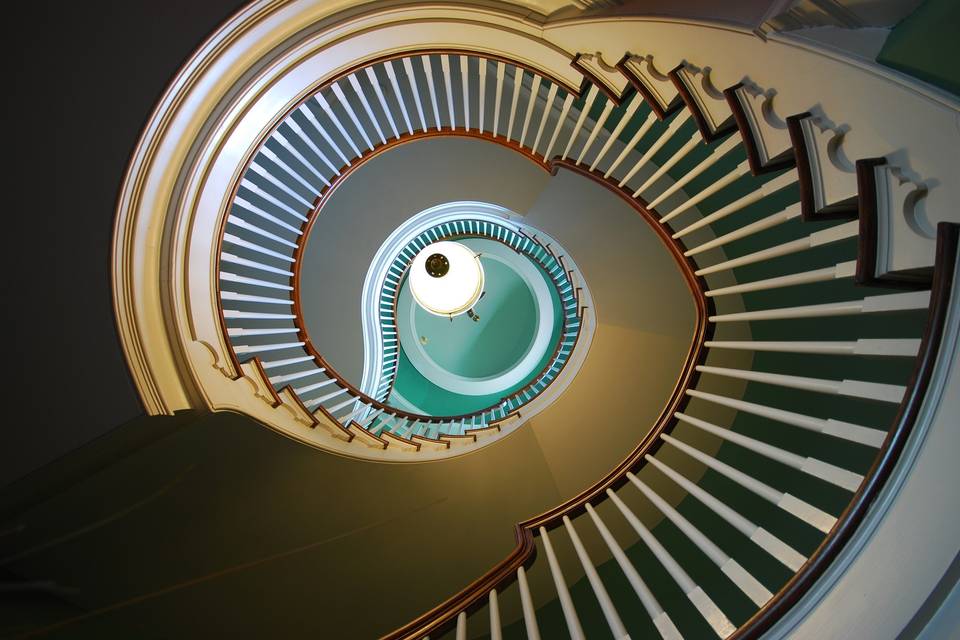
left=217, top=50, right=934, bottom=638
left=221, top=53, right=609, bottom=435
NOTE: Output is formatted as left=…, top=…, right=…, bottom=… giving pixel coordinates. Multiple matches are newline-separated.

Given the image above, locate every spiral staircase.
left=3, top=1, right=957, bottom=638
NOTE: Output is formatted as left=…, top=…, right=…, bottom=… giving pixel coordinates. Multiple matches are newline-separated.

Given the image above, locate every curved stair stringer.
left=384, top=179, right=947, bottom=640
left=114, top=4, right=607, bottom=461
left=379, top=21, right=957, bottom=640
left=198, top=30, right=746, bottom=458
left=110, top=3, right=958, bottom=637
left=541, top=15, right=958, bottom=274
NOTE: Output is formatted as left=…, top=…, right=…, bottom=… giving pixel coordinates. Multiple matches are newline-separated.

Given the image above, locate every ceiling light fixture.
left=409, top=241, right=484, bottom=317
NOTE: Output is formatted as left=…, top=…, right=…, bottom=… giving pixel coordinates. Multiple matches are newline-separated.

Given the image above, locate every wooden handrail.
left=211, top=42, right=957, bottom=640
left=380, top=160, right=713, bottom=640
left=217, top=48, right=566, bottom=381
left=297, top=214, right=583, bottom=425
left=379, top=194, right=956, bottom=640
left=283, top=128, right=567, bottom=426
left=375, top=219, right=584, bottom=415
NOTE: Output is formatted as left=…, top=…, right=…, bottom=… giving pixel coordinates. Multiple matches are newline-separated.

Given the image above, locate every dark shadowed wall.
left=0, top=1, right=249, bottom=487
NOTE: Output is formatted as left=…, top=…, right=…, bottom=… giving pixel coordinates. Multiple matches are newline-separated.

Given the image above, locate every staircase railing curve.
left=110, top=4, right=959, bottom=637
left=216, top=51, right=606, bottom=455
left=209, top=45, right=946, bottom=639
left=239, top=50, right=954, bottom=640
left=367, top=218, right=583, bottom=410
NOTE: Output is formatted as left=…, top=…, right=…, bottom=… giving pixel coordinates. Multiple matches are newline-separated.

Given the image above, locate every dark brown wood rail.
left=209, top=46, right=957, bottom=640
left=215, top=47, right=576, bottom=385
left=380, top=160, right=714, bottom=640
left=378, top=180, right=954, bottom=640
left=378, top=212, right=587, bottom=410
left=283, top=129, right=560, bottom=426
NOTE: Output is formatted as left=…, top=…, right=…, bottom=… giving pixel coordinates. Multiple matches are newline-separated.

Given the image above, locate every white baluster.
left=604, top=110, right=657, bottom=178
left=517, top=566, right=541, bottom=640
left=575, top=98, right=614, bottom=164
left=561, top=85, right=599, bottom=159
left=330, top=82, right=375, bottom=150
left=542, top=93, right=574, bottom=159
left=539, top=526, right=585, bottom=640
left=627, top=472, right=773, bottom=607
left=633, top=131, right=699, bottom=195
left=506, top=66, right=524, bottom=140
left=562, top=516, right=629, bottom=639
left=220, top=271, right=293, bottom=291
left=695, top=221, right=858, bottom=274
left=401, top=58, right=429, bottom=132
left=695, top=365, right=906, bottom=403
left=684, top=203, right=802, bottom=256
left=240, top=179, right=307, bottom=221
left=221, top=290, right=293, bottom=305
left=489, top=589, right=502, bottom=640
left=645, top=455, right=807, bottom=571
left=657, top=159, right=751, bottom=223
left=661, top=434, right=837, bottom=533
left=478, top=57, right=487, bottom=133
left=280, top=120, right=337, bottom=181
left=313, top=92, right=363, bottom=158
left=298, top=105, right=351, bottom=168
left=492, top=61, right=506, bottom=136
left=234, top=341, right=304, bottom=354
left=221, top=253, right=293, bottom=277
left=346, top=73, right=387, bottom=144
left=230, top=327, right=300, bottom=338
left=617, top=111, right=691, bottom=186
left=260, top=140, right=327, bottom=191
left=686, top=389, right=886, bottom=447
left=267, top=367, right=325, bottom=384
left=531, top=83, right=558, bottom=152
left=440, top=55, right=456, bottom=128
left=314, top=387, right=349, bottom=404
left=455, top=611, right=467, bottom=640
left=227, top=215, right=298, bottom=249
left=704, top=338, right=920, bottom=357
left=234, top=197, right=302, bottom=234
left=459, top=55, right=471, bottom=130
left=384, top=60, right=414, bottom=135
left=585, top=503, right=682, bottom=639
left=606, top=489, right=736, bottom=637
left=364, top=67, right=400, bottom=139
left=223, top=233, right=295, bottom=262
left=647, top=135, right=740, bottom=209
left=589, top=95, right=642, bottom=171
left=706, top=260, right=856, bottom=297
left=294, top=378, right=337, bottom=396
left=328, top=396, right=357, bottom=413
left=709, top=290, right=931, bottom=322
left=674, top=413, right=864, bottom=491
left=419, top=56, right=443, bottom=130
left=519, top=74, right=543, bottom=148
left=672, top=170, right=797, bottom=238
left=260, top=355, right=314, bottom=369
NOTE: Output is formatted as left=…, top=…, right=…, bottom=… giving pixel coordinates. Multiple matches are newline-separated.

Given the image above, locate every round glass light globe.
left=409, top=241, right=484, bottom=317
